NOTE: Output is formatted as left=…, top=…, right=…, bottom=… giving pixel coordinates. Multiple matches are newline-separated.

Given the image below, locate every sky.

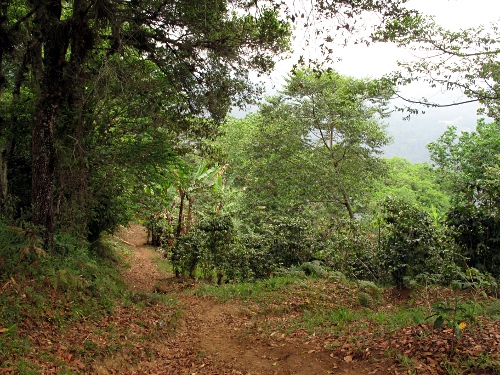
left=270, top=0, right=500, bottom=90
left=254, top=0, right=500, bottom=162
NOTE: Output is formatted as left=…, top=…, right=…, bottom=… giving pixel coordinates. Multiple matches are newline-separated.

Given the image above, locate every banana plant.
left=171, top=160, right=222, bottom=238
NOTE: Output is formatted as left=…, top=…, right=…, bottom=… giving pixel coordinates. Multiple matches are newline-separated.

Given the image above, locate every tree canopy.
left=0, top=0, right=421, bottom=250
left=221, top=68, right=392, bottom=220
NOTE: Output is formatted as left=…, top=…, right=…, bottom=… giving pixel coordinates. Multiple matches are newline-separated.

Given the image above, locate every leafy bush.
left=171, top=214, right=236, bottom=283
left=380, top=197, right=460, bottom=287
left=300, top=260, right=328, bottom=278
left=229, top=233, right=277, bottom=280
left=265, top=216, right=315, bottom=268
left=171, top=229, right=205, bottom=277
left=316, top=219, right=380, bottom=281
left=447, top=205, right=500, bottom=277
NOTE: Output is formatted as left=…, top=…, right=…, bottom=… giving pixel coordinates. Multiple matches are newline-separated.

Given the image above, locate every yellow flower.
left=458, top=322, right=467, bottom=330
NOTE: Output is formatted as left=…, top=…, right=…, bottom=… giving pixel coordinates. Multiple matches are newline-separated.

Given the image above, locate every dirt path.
left=114, top=223, right=383, bottom=375
left=120, top=223, right=163, bottom=292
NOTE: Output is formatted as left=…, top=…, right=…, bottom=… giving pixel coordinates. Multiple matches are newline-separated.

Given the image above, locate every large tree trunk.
left=55, top=0, right=93, bottom=237
left=31, top=1, right=69, bottom=249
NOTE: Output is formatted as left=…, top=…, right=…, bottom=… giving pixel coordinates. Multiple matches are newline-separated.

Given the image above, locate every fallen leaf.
left=344, top=355, right=353, bottom=363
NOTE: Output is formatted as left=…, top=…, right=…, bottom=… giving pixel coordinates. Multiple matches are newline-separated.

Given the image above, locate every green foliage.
left=429, top=121, right=500, bottom=277
left=0, top=224, right=127, bottom=331
left=356, top=280, right=382, bottom=308
left=427, top=298, right=480, bottom=346
left=380, top=197, right=460, bottom=287
left=171, top=213, right=236, bottom=283
left=233, top=233, right=277, bottom=280
left=316, top=219, right=380, bottom=281
left=0, top=0, right=293, bottom=250
left=171, top=229, right=204, bottom=278
left=220, top=69, right=392, bottom=222
left=199, top=214, right=235, bottom=284
left=265, top=216, right=315, bottom=268
left=447, top=206, right=500, bottom=277
left=369, top=157, right=450, bottom=215
left=300, top=261, right=328, bottom=278
left=451, top=267, right=498, bottom=296
left=172, top=213, right=318, bottom=283
left=485, top=299, right=500, bottom=319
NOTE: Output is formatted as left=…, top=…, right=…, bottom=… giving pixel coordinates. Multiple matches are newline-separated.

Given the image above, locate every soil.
left=7, top=223, right=497, bottom=374
left=109, top=223, right=396, bottom=375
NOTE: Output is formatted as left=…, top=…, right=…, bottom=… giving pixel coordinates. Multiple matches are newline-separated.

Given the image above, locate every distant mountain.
left=382, top=102, right=481, bottom=163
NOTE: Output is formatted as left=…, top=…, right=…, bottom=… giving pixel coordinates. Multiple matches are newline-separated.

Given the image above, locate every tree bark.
left=31, top=1, right=69, bottom=249
left=343, top=192, right=355, bottom=220
left=175, top=190, right=185, bottom=238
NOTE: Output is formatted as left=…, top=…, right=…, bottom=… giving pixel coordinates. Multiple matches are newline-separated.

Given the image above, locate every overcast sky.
left=242, top=0, right=499, bottom=122
left=269, top=0, right=500, bottom=87
left=248, top=0, right=500, bottom=162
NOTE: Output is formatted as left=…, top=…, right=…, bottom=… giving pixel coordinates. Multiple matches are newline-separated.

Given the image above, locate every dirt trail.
left=115, top=223, right=378, bottom=375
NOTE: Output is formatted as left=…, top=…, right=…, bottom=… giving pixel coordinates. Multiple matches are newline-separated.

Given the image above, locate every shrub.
left=171, top=214, right=236, bottom=283
left=265, top=216, right=315, bottom=268
left=170, top=229, right=205, bottom=278
left=316, top=219, right=380, bottom=281
left=229, top=233, right=276, bottom=280
left=380, top=197, right=460, bottom=287
left=447, top=205, right=500, bottom=278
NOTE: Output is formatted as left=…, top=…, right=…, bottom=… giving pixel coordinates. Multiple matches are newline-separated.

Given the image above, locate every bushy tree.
left=222, top=69, right=392, bottom=223
left=380, top=197, right=460, bottom=287
left=429, top=120, right=500, bottom=276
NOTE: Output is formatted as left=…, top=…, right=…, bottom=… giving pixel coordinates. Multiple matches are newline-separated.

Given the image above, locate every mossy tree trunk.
left=31, top=1, right=69, bottom=249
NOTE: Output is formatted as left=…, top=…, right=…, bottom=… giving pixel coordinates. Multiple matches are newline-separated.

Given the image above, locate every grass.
left=194, top=275, right=332, bottom=303
left=194, top=275, right=427, bottom=336
left=2, top=221, right=498, bottom=374
left=0, top=224, right=180, bottom=372
left=154, top=253, right=174, bottom=273
left=192, top=271, right=499, bottom=374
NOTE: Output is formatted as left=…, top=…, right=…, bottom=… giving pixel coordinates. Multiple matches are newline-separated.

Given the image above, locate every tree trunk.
left=175, top=190, right=185, bottom=238
left=31, top=1, right=69, bottom=249
left=343, top=192, right=355, bottom=220
left=185, top=196, right=195, bottom=234
left=55, top=0, right=93, bottom=237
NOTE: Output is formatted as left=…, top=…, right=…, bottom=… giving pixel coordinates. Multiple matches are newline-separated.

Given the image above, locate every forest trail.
left=112, top=223, right=380, bottom=375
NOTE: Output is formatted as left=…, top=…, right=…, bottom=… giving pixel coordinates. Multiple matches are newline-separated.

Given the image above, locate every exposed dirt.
left=7, top=223, right=497, bottom=374
left=110, top=223, right=395, bottom=375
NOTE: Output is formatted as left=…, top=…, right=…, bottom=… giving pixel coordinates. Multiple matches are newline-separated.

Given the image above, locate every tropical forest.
left=1, top=0, right=500, bottom=374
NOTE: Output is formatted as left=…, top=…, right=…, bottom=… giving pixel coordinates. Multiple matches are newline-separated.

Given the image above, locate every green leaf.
left=433, top=315, right=445, bottom=329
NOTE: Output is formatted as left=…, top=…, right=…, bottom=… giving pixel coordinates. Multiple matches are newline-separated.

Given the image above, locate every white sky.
left=268, top=0, right=500, bottom=91
left=336, top=0, right=499, bottom=77
left=249, top=0, right=500, bottom=161
left=242, top=1, right=499, bottom=119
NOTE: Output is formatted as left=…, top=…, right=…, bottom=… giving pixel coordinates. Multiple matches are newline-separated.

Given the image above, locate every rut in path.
left=115, top=223, right=377, bottom=375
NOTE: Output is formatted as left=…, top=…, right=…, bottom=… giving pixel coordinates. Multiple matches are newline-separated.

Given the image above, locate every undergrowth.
left=193, top=271, right=499, bottom=373
left=0, top=223, right=167, bottom=371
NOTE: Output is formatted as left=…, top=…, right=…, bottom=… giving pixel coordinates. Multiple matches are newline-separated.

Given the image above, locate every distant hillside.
left=382, top=102, right=481, bottom=163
